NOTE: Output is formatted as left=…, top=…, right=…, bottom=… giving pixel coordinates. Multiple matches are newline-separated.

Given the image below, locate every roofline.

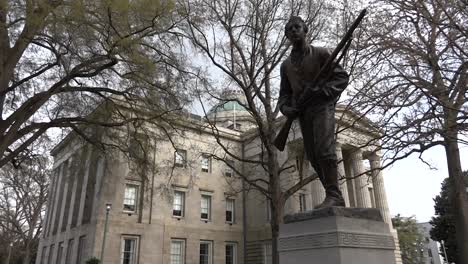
left=50, top=110, right=244, bottom=157
left=50, top=104, right=381, bottom=156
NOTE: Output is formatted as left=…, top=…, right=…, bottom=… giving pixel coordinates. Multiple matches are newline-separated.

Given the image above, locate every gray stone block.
left=279, top=207, right=396, bottom=264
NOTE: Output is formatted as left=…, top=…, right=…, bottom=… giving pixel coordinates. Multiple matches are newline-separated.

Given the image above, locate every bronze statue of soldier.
left=278, top=16, right=349, bottom=209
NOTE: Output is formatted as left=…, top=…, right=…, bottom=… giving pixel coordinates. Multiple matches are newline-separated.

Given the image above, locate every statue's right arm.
left=278, top=63, right=293, bottom=115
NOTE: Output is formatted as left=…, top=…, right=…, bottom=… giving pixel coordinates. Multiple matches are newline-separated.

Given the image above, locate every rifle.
left=274, top=9, right=367, bottom=151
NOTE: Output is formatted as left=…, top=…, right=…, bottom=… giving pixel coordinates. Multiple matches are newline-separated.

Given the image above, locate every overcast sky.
left=384, top=145, right=468, bottom=223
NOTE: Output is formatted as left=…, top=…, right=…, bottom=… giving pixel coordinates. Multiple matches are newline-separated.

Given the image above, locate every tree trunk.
left=270, top=197, right=284, bottom=264
left=22, top=241, right=31, bottom=264
left=0, top=76, right=7, bottom=121
left=444, top=131, right=468, bottom=264
left=5, top=243, right=12, bottom=264
left=271, top=220, right=280, bottom=264
left=268, top=156, right=283, bottom=264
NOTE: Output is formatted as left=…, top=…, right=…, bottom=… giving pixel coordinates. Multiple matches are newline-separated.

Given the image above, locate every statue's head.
left=285, top=16, right=308, bottom=42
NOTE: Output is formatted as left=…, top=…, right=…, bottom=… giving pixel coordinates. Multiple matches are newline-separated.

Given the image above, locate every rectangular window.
left=170, top=239, right=185, bottom=264
left=201, top=155, right=211, bottom=172
left=225, top=243, right=237, bottom=264
left=121, top=236, right=139, bottom=264
left=65, top=239, right=74, bottom=264
left=225, top=160, right=234, bottom=177
left=299, top=193, right=307, bottom=212
left=56, top=242, right=64, bottom=264
left=226, top=198, right=235, bottom=223
left=48, top=244, right=55, bottom=264
left=173, top=191, right=185, bottom=217
left=123, top=184, right=139, bottom=213
left=76, top=236, right=86, bottom=264
left=175, top=149, right=187, bottom=167
left=201, top=195, right=212, bottom=220
left=263, top=242, right=272, bottom=264
left=199, top=241, right=213, bottom=264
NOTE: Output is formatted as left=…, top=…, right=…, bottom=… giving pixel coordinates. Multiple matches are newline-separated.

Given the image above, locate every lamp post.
left=100, top=203, right=112, bottom=262
left=441, top=240, right=448, bottom=264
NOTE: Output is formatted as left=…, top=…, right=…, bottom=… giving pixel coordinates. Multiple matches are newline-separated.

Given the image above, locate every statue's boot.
left=314, top=159, right=345, bottom=209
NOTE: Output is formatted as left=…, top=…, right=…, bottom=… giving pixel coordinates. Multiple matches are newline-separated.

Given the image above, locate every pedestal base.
left=279, top=207, right=396, bottom=264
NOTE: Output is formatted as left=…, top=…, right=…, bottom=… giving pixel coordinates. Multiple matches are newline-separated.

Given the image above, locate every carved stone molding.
left=279, top=231, right=396, bottom=251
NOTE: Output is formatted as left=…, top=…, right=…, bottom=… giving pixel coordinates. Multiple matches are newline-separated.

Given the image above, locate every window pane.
left=176, top=153, right=183, bottom=163
left=201, top=195, right=211, bottom=219
left=122, top=238, right=137, bottom=264
left=124, top=185, right=138, bottom=212
left=175, top=150, right=186, bottom=166
left=202, top=155, right=210, bottom=172
left=226, top=199, right=234, bottom=211
left=226, top=244, right=236, bottom=264
left=200, top=242, right=211, bottom=264
left=170, top=240, right=184, bottom=264
left=173, top=192, right=184, bottom=216
left=226, top=199, right=234, bottom=222
left=201, top=198, right=207, bottom=210
left=225, top=160, right=234, bottom=177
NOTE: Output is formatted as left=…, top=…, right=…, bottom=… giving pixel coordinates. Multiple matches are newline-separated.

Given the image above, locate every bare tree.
left=178, top=0, right=346, bottom=263
left=343, top=0, right=468, bottom=262
left=0, top=155, right=50, bottom=264
left=0, top=0, right=190, bottom=168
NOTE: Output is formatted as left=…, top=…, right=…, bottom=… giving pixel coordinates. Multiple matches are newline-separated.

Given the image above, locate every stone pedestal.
left=279, top=207, right=396, bottom=264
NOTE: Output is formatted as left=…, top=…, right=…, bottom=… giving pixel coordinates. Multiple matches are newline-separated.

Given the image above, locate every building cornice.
left=50, top=103, right=380, bottom=157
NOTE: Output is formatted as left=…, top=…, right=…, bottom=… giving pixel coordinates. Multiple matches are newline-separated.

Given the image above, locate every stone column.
left=77, top=147, right=93, bottom=225
left=336, top=145, right=350, bottom=207
left=43, top=168, right=59, bottom=237
left=66, top=153, right=80, bottom=230
left=304, top=162, right=314, bottom=211
left=343, top=157, right=356, bottom=207
left=350, top=149, right=372, bottom=208
left=57, top=159, right=72, bottom=232
left=310, top=164, right=326, bottom=207
left=369, top=153, right=393, bottom=227
left=47, top=163, right=65, bottom=236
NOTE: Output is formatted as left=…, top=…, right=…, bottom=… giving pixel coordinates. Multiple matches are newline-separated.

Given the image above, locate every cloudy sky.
left=384, top=145, right=468, bottom=223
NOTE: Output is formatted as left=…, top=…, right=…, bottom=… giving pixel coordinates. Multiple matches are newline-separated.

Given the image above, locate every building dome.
left=208, top=100, right=247, bottom=114
left=207, top=89, right=255, bottom=131
left=208, top=89, right=248, bottom=114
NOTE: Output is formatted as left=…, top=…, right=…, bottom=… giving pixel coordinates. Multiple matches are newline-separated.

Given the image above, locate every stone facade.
left=35, top=101, right=402, bottom=264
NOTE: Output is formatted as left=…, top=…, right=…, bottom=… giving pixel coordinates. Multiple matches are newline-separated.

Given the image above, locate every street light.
left=100, top=203, right=112, bottom=262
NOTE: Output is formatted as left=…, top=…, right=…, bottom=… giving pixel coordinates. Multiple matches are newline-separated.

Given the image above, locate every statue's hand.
left=281, top=105, right=299, bottom=118
left=297, top=85, right=321, bottom=106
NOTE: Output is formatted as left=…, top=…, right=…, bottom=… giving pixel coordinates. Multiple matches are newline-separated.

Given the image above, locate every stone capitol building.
left=36, top=91, right=402, bottom=264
